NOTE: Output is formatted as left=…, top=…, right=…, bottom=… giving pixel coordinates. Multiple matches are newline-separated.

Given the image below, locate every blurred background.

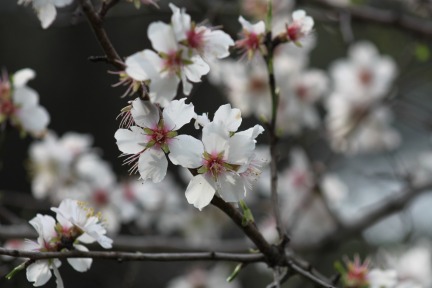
left=1, top=0, right=432, bottom=287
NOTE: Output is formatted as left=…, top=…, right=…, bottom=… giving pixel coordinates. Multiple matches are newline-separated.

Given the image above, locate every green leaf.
left=240, top=200, right=255, bottom=226
left=6, top=262, right=27, bottom=280
left=226, top=263, right=244, bottom=282
left=415, top=43, right=430, bottom=62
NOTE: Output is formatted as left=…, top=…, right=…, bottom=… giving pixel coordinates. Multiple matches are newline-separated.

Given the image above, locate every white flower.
left=286, top=10, right=314, bottom=44
left=115, top=98, right=195, bottom=182
left=125, top=20, right=210, bottom=105
left=18, top=0, right=73, bottom=29
left=169, top=119, right=263, bottom=210
left=0, top=68, right=49, bottom=137
left=236, top=16, right=266, bottom=59
left=51, top=199, right=113, bottom=249
left=330, top=41, right=397, bottom=100
left=169, top=4, right=234, bottom=60
left=25, top=214, right=63, bottom=288
left=325, top=93, right=400, bottom=154
left=368, top=269, right=398, bottom=288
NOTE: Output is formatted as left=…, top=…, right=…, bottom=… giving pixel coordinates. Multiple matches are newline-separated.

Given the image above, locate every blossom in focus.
left=0, top=68, right=49, bottom=137
left=125, top=20, right=210, bottom=105
left=286, top=10, right=314, bottom=45
left=115, top=98, right=195, bottom=182
left=18, top=0, right=73, bottom=29
left=25, top=214, right=63, bottom=288
left=169, top=4, right=234, bottom=61
left=51, top=199, right=113, bottom=249
left=236, top=16, right=266, bottom=59
left=169, top=105, right=264, bottom=210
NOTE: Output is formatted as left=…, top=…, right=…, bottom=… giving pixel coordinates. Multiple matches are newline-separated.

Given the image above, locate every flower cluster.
left=123, top=4, right=234, bottom=106
left=0, top=68, right=49, bottom=137
left=24, top=199, right=112, bottom=287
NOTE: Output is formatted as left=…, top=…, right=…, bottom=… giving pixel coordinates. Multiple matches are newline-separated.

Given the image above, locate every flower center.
left=186, top=26, right=205, bottom=49
left=0, top=99, right=17, bottom=116
left=358, top=69, right=373, bottom=86
left=150, top=126, right=168, bottom=145
left=287, top=24, right=301, bottom=41
left=203, top=153, right=226, bottom=177
left=295, top=84, right=309, bottom=101
left=93, top=189, right=109, bottom=206
left=163, top=51, right=183, bottom=74
left=249, top=76, right=268, bottom=93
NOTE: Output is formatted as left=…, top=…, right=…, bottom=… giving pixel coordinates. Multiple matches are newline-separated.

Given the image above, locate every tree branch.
left=0, top=248, right=264, bottom=263
left=306, top=0, right=432, bottom=38
left=78, top=0, right=124, bottom=70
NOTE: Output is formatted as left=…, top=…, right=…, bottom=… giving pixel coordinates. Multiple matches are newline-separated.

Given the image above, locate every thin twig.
left=0, top=248, right=264, bottom=263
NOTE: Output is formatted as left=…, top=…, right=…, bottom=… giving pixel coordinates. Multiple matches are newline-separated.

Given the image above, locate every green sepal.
left=166, top=131, right=178, bottom=138
left=229, top=131, right=235, bottom=137
left=6, top=261, right=27, bottom=280
left=146, top=140, right=156, bottom=148
left=143, top=128, right=153, bottom=135
left=333, top=261, right=346, bottom=275
left=240, top=200, right=254, bottom=226
left=226, top=263, right=244, bottom=282
left=294, top=41, right=303, bottom=48
left=197, top=166, right=208, bottom=174
left=161, top=143, right=170, bottom=154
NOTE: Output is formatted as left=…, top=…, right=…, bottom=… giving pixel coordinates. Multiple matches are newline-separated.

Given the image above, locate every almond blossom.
left=124, top=16, right=210, bottom=105
left=0, top=68, right=49, bottom=137
left=115, top=98, right=195, bottom=182
left=169, top=105, right=264, bottom=210
left=169, top=4, right=234, bottom=61
left=18, top=0, right=73, bottom=29
left=285, top=10, right=314, bottom=45
left=236, top=16, right=266, bottom=59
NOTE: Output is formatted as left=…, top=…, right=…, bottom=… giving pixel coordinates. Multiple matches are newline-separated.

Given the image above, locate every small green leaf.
left=227, top=263, right=244, bottom=282
left=415, top=43, right=430, bottom=62
left=6, top=262, right=27, bottom=280
left=240, top=200, right=255, bottom=226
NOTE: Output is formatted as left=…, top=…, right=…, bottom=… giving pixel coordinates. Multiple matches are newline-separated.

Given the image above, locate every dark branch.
left=0, top=248, right=264, bottom=263
left=307, top=0, right=432, bottom=38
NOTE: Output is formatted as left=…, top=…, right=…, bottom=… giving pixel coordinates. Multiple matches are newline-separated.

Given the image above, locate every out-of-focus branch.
left=296, top=181, right=432, bottom=251
left=78, top=0, right=124, bottom=70
left=305, top=0, right=432, bottom=38
left=99, top=0, right=121, bottom=19
left=0, top=248, right=264, bottom=263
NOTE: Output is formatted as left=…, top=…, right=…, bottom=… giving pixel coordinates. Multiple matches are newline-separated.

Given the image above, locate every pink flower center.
left=204, top=153, right=226, bottom=177
left=358, top=69, right=373, bottom=86
left=236, top=32, right=261, bottom=52
left=163, top=51, right=183, bottom=74
left=187, top=26, right=205, bottom=49
left=291, top=170, right=308, bottom=188
left=150, top=126, right=169, bottom=146
left=93, top=189, right=109, bottom=206
left=287, top=24, right=301, bottom=41
left=295, top=84, right=309, bottom=101
left=0, top=99, right=17, bottom=116
left=123, top=184, right=136, bottom=201
left=249, top=76, right=268, bottom=93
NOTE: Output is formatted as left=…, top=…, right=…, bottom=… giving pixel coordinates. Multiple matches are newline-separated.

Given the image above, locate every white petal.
left=168, top=135, right=204, bottom=168
left=181, top=74, right=193, bottom=96
left=125, top=51, right=151, bottom=81
left=217, top=172, right=246, bottom=203
left=138, top=148, right=168, bottom=183
left=13, top=68, right=35, bottom=87
left=162, top=98, right=195, bottom=130
left=203, top=30, right=234, bottom=59
left=226, top=134, right=255, bottom=165
left=185, top=175, right=216, bottom=210
left=202, top=122, right=230, bottom=154
left=114, top=127, right=147, bottom=154
left=36, top=3, right=57, bottom=29
left=169, top=3, right=190, bottom=42
left=131, top=99, right=160, bottom=128
left=53, top=0, right=73, bottom=8
left=67, top=244, right=92, bottom=272
left=236, top=124, right=264, bottom=140
left=13, top=86, right=39, bottom=108
left=18, top=106, right=50, bottom=135
left=27, top=261, right=52, bottom=287
left=213, top=104, right=242, bottom=132
left=148, top=22, right=178, bottom=53
left=183, top=56, right=210, bottom=83
left=239, top=16, right=265, bottom=34
left=149, top=74, right=180, bottom=107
